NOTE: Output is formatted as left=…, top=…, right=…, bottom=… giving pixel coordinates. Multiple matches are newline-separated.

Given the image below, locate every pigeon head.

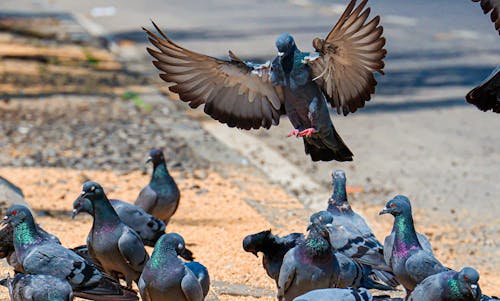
left=2, top=205, right=33, bottom=227
left=242, top=229, right=272, bottom=256
left=72, top=197, right=93, bottom=219
left=80, top=181, right=105, bottom=201
left=146, top=149, right=166, bottom=166
left=275, top=33, right=297, bottom=57
left=155, top=233, right=186, bottom=255
left=458, top=267, right=480, bottom=298
left=309, top=211, right=334, bottom=227
left=379, top=195, right=412, bottom=217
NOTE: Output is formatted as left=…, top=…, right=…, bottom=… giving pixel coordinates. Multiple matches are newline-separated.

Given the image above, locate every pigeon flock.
left=0, top=0, right=498, bottom=300
left=243, top=170, right=498, bottom=301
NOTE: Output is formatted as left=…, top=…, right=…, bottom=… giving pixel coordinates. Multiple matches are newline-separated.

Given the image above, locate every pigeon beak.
left=0, top=216, right=9, bottom=226
left=306, top=222, right=312, bottom=231
left=71, top=209, right=78, bottom=219
left=251, top=251, right=259, bottom=258
left=470, top=284, right=478, bottom=298
left=145, top=156, right=152, bottom=164
left=80, top=191, right=87, bottom=198
left=379, top=207, right=391, bottom=215
left=277, top=51, right=285, bottom=57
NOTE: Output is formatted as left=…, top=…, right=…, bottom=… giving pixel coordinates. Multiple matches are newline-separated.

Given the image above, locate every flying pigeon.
left=144, top=0, right=386, bottom=162
left=466, top=65, right=500, bottom=113
left=293, top=287, right=392, bottom=301
left=139, top=233, right=207, bottom=301
left=242, top=230, right=305, bottom=285
left=135, top=149, right=181, bottom=224
left=1, top=205, right=138, bottom=301
left=379, top=195, right=447, bottom=297
left=0, top=273, right=74, bottom=301
left=80, top=181, right=149, bottom=288
left=408, top=267, right=481, bottom=301
left=72, top=197, right=166, bottom=247
left=277, top=222, right=340, bottom=301
left=472, top=0, right=500, bottom=34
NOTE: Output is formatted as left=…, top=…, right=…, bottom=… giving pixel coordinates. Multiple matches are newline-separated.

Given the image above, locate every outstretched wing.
left=472, top=0, right=500, bottom=34
left=145, top=22, right=285, bottom=130
left=306, top=0, right=386, bottom=115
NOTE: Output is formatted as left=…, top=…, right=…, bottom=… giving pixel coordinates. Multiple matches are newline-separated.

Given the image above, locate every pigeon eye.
left=463, top=276, right=469, bottom=281
left=11, top=210, right=17, bottom=216
left=390, top=203, right=396, bottom=208
left=77, top=202, right=81, bottom=207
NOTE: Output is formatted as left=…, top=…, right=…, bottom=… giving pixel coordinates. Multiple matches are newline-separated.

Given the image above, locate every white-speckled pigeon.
left=144, top=0, right=387, bottom=162
left=380, top=195, right=447, bottom=297
left=277, top=222, right=340, bottom=301
left=1, top=205, right=138, bottom=301
left=72, top=196, right=166, bottom=247
left=139, top=233, right=208, bottom=301
left=243, top=230, right=304, bottom=285
left=80, top=181, right=149, bottom=288
left=408, top=267, right=481, bottom=301
left=135, top=149, right=180, bottom=224
left=0, top=273, right=73, bottom=301
left=293, top=287, right=392, bottom=301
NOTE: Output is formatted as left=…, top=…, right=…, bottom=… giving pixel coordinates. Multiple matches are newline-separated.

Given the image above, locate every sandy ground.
left=0, top=167, right=308, bottom=300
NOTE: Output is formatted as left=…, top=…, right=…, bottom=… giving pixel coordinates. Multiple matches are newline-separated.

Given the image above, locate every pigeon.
left=135, top=149, right=181, bottom=224
left=472, top=0, right=500, bottom=34
left=72, top=196, right=166, bottom=247
left=334, top=252, right=393, bottom=291
left=0, top=273, right=74, bottom=301
left=80, top=181, right=149, bottom=288
left=1, top=205, right=138, bottom=301
left=293, top=287, right=391, bottom=301
left=242, top=230, right=304, bottom=285
left=139, top=233, right=207, bottom=301
left=185, top=261, right=210, bottom=298
left=277, top=222, right=340, bottom=301
left=408, top=267, right=482, bottom=301
left=144, top=0, right=386, bottom=162
left=466, top=65, right=500, bottom=113
left=379, top=195, right=447, bottom=296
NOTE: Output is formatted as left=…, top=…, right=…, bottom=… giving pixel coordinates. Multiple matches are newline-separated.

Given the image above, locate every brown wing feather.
left=144, top=22, right=284, bottom=130
left=472, top=0, right=500, bottom=34
left=307, top=0, right=386, bottom=115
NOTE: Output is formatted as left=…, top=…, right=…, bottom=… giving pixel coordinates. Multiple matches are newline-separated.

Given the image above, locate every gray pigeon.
left=72, top=196, right=166, bottom=247
left=379, top=195, right=447, bottom=297
left=243, top=230, right=304, bottom=285
left=408, top=267, right=481, bottom=301
left=0, top=273, right=73, bottom=301
left=277, top=222, right=340, bottom=301
left=144, top=0, right=386, bottom=162
left=1, top=205, right=138, bottom=301
left=466, top=65, right=500, bottom=113
left=293, top=288, right=390, bottom=301
left=139, top=233, right=207, bottom=301
left=472, top=0, right=500, bottom=34
left=0, top=221, right=60, bottom=273
left=135, top=149, right=181, bottom=224
left=80, top=181, right=149, bottom=288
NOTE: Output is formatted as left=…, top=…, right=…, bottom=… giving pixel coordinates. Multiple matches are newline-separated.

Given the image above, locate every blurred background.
left=0, top=0, right=499, bottom=297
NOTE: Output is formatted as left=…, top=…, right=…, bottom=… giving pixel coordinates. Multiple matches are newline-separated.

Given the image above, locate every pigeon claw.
left=298, top=128, right=317, bottom=138
left=287, top=129, right=300, bottom=138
